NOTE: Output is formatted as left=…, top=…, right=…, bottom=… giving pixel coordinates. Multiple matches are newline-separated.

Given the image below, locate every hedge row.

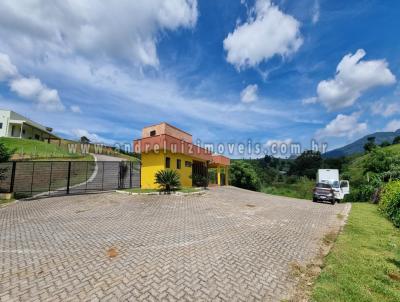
left=379, top=181, right=400, bottom=227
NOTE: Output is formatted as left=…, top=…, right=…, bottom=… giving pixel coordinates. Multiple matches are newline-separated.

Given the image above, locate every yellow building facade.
left=133, top=123, right=230, bottom=189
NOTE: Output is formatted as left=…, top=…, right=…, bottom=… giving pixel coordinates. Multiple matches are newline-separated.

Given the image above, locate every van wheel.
left=331, top=199, right=336, bottom=205
left=312, top=197, right=318, bottom=203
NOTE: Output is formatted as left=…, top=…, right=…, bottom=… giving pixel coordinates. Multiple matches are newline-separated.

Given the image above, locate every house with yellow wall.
left=133, top=123, right=230, bottom=189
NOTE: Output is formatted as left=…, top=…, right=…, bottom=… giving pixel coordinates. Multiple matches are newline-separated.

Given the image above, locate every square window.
left=165, top=157, right=170, bottom=168
left=177, top=159, right=181, bottom=169
left=150, top=130, right=156, bottom=136
left=0, top=122, right=2, bottom=129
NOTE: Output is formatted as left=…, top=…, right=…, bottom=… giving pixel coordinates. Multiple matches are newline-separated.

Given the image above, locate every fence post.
left=118, top=162, right=121, bottom=189
left=9, top=161, right=16, bottom=193
left=101, top=162, right=105, bottom=191
left=129, top=162, right=133, bottom=188
left=66, top=161, right=72, bottom=194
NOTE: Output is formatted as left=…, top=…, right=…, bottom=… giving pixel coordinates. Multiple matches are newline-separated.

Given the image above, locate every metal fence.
left=0, top=161, right=140, bottom=199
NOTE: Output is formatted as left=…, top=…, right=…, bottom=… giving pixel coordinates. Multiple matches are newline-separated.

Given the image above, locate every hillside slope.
left=323, top=129, right=400, bottom=158
left=0, top=138, right=89, bottom=160
left=344, top=143, right=400, bottom=185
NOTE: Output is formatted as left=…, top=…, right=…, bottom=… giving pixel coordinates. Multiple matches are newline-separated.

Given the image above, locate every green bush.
left=229, top=161, right=261, bottom=191
left=154, top=169, right=181, bottom=192
left=0, top=142, right=13, bottom=162
left=378, top=181, right=400, bottom=227
left=344, top=184, right=376, bottom=202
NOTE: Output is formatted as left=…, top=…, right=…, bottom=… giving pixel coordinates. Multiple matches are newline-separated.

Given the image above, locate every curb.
left=115, top=190, right=207, bottom=196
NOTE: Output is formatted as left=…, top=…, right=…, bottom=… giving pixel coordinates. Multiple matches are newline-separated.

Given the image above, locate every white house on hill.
left=0, top=109, right=60, bottom=141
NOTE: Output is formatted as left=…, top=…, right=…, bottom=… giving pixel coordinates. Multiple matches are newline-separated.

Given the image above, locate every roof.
left=143, top=122, right=193, bottom=137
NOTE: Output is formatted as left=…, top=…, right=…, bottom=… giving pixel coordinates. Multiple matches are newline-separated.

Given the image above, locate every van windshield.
left=331, top=181, right=340, bottom=188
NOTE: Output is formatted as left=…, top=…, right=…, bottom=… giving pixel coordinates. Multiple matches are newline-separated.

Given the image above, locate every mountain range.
left=323, top=129, right=400, bottom=158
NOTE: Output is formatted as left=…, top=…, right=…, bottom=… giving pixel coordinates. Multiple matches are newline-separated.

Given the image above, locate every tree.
left=364, top=136, right=376, bottom=152
left=154, top=169, right=181, bottom=192
left=393, top=136, right=400, bottom=145
left=289, top=150, right=322, bottom=179
left=0, top=142, right=13, bottom=182
left=363, top=148, right=399, bottom=175
left=380, top=141, right=391, bottom=147
left=0, top=142, right=13, bottom=162
left=229, top=161, right=261, bottom=191
left=80, top=136, right=90, bottom=144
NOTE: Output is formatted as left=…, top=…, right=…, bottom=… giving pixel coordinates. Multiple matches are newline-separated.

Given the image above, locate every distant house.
left=0, top=109, right=60, bottom=141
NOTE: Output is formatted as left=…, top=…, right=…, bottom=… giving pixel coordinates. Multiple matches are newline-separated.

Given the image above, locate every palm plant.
left=154, top=169, right=181, bottom=192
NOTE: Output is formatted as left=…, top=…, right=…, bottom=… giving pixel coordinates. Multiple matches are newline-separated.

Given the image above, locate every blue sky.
left=0, top=0, right=399, bottom=157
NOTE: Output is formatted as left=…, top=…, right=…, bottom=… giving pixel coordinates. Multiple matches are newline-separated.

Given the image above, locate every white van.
left=316, top=169, right=350, bottom=201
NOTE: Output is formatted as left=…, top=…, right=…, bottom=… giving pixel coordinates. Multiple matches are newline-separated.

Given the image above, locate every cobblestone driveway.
left=0, top=187, right=350, bottom=301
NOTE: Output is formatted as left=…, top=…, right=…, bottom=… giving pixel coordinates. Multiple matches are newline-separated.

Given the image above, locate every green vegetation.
left=229, top=161, right=261, bottom=191
left=0, top=198, right=15, bottom=205
left=0, top=141, right=14, bottom=162
left=229, top=151, right=346, bottom=199
left=0, top=142, right=13, bottom=186
left=261, top=177, right=314, bottom=200
left=0, top=137, right=86, bottom=160
left=0, top=137, right=139, bottom=162
left=344, top=146, right=400, bottom=205
left=154, top=169, right=181, bottom=192
left=312, top=204, right=400, bottom=302
left=379, top=181, right=400, bottom=227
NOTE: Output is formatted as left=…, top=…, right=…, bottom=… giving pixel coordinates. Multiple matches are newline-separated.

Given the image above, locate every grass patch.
left=0, top=137, right=87, bottom=160
left=0, top=198, right=15, bottom=205
left=261, top=179, right=314, bottom=200
left=312, top=203, right=400, bottom=302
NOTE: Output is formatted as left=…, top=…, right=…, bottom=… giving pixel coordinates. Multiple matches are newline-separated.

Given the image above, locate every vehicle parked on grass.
left=314, top=169, right=350, bottom=203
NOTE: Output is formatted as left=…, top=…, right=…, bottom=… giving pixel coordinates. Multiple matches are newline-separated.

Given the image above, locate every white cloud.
left=223, top=0, right=302, bottom=69
left=312, top=0, right=320, bottom=24
left=10, top=77, right=43, bottom=98
left=240, top=84, right=258, bottom=103
left=371, top=101, right=400, bottom=117
left=384, top=120, right=400, bottom=132
left=0, top=0, right=198, bottom=67
left=9, top=76, right=64, bottom=111
left=302, top=96, right=317, bottom=105
left=0, top=53, right=18, bottom=81
left=316, top=49, right=396, bottom=110
left=72, top=129, right=114, bottom=145
left=70, top=105, right=82, bottom=113
left=316, top=112, right=367, bottom=139
left=265, top=138, right=293, bottom=147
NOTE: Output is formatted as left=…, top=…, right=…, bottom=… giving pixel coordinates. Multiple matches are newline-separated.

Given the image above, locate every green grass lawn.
left=0, top=198, right=15, bottom=205
left=312, top=203, right=400, bottom=302
left=261, top=179, right=314, bottom=200
left=0, top=137, right=88, bottom=160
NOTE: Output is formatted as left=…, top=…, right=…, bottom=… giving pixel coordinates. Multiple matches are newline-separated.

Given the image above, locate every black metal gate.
left=0, top=161, right=140, bottom=199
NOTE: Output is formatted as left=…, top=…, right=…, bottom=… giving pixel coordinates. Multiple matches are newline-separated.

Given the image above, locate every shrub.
left=379, top=181, right=400, bottom=227
left=229, top=161, right=261, bottom=191
left=192, top=173, right=208, bottom=187
left=154, top=169, right=181, bottom=192
left=0, top=142, right=13, bottom=183
left=0, top=142, right=13, bottom=162
left=344, top=183, right=376, bottom=203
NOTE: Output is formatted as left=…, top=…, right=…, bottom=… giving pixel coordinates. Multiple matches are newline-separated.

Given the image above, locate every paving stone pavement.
left=0, top=186, right=350, bottom=301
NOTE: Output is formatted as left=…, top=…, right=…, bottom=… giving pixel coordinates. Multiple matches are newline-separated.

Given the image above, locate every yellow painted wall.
left=164, top=151, right=195, bottom=188
left=141, top=151, right=165, bottom=189
left=141, top=150, right=206, bottom=189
